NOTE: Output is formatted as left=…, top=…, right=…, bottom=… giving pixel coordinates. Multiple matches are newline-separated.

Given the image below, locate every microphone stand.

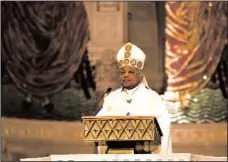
left=92, top=87, right=112, bottom=115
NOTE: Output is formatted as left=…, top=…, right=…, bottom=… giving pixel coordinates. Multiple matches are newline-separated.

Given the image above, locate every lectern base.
left=97, top=141, right=160, bottom=154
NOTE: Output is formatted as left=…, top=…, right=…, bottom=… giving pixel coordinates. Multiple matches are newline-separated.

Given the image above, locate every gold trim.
left=137, top=61, right=142, bottom=68
left=123, top=59, right=129, bottom=65
left=124, top=52, right=131, bottom=58
left=166, top=17, right=189, bottom=36
left=130, top=59, right=136, bottom=66
left=125, top=45, right=132, bottom=51
left=166, top=24, right=190, bottom=41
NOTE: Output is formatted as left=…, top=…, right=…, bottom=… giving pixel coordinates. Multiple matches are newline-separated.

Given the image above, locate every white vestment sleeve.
left=147, top=91, right=172, bottom=155
left=156, top=107, right=172, bottom=155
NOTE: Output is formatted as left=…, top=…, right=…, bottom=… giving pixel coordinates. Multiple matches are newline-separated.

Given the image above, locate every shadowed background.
left=1, top=1, right=227, bottom=161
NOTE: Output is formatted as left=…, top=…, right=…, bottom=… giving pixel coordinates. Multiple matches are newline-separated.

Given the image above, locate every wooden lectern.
left=82, top=116, right=163, bottom=154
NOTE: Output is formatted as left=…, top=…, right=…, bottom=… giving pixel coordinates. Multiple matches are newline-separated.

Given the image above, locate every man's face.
left=119, top=66, right=142, bottom=90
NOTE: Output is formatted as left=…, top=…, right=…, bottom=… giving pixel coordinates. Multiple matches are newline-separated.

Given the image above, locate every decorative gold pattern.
left=124, top=52, right=131, bottom=58
left=125, top=45, right=132, bottom=51
left=82, top=116, right=161, bottom=142
left=118, top=42, right=144, bottom=70
left=124, top=43, right=132, bottom=59
left=137, top=61, right=142, bottom=68
left=123, top=59, right=129, bottom=65
left=165, top=2, right=227, bottom=104
left=130, top=59, right=136, bottom=66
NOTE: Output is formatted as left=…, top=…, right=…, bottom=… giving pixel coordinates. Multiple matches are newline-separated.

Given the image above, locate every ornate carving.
left=82, top=116, right=161, bottom=142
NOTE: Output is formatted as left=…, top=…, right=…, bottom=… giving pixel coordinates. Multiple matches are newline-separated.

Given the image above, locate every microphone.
left=106, top=87, right=112, bottom=93
left=93, top=87, right=112, bottom=115
left=96, top=87, right=112, bottom=105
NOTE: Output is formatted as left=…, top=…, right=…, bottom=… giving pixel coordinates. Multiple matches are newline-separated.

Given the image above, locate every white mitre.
left=116, top=42, right=148, bottom=86
left=116, top=42, right=146, bottom=70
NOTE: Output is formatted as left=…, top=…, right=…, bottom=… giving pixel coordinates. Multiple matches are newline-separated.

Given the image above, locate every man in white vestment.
left=96, top=42, right=172, bottom=155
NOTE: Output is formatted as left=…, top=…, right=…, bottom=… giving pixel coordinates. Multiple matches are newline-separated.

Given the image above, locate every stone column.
left=84, top=2, right=128, bottom=109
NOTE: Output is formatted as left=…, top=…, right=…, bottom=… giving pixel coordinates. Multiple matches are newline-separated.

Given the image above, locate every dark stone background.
left=1, top=82, right=97, bottom=121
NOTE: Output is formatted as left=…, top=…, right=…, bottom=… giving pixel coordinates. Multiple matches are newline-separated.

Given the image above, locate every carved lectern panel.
left=82, top=116, right=161, bottom=143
